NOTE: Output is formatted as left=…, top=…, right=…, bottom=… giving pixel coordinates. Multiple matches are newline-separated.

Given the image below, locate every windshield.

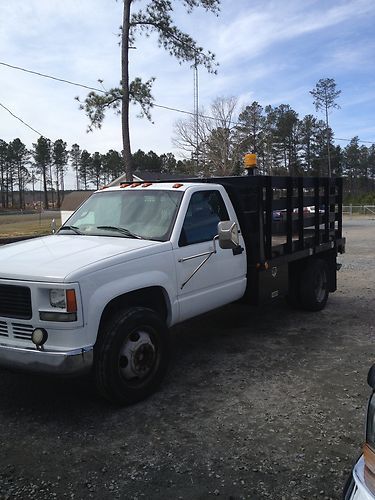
left=59, top=189, right=183, bottom=241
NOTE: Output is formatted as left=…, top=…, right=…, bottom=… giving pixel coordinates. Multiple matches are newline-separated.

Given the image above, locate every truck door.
left=173, top=189, right=247, bottom=322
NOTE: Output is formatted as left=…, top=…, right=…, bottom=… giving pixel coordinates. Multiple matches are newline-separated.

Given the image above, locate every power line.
left=0, top=101, right=43, bottom=136
left=335, top=137, right=374, bottom=145
left=0, top=60, right=223, bottom=124
left=1, top=60, right=374, bottom=146
left=0, top=61, right=104, bottom=94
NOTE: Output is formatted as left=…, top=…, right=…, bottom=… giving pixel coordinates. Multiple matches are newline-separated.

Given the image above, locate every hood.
left=0, top=234, right=164, bottom=282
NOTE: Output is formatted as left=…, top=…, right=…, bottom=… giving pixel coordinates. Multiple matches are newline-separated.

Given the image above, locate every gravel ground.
left=0, top=216, right=374, bottom=500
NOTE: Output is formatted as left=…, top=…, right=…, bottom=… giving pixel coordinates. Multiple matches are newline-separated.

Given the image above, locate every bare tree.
left=173, top=107, right=211, bottom=174
left=173, top=96, right=240, bottom=176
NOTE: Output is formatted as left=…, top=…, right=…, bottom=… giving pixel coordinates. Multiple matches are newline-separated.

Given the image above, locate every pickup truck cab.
left=0, top=177, right=345, bottom=404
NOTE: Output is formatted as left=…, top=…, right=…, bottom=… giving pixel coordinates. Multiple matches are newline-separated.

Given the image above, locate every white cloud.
left=0, top=0, right=374, bottom=164
left=215, top=0, right=375, bottom=63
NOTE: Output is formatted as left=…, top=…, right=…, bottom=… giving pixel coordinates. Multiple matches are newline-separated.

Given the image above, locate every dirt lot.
left=0, top=216, right=374, bottom=500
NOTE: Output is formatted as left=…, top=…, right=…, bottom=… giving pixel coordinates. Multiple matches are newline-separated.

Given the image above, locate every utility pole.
left=193, top=55, right=199, bottom=170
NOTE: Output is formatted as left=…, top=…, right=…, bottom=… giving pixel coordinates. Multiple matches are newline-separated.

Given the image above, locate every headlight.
left=49, top=289, right=77, bottom=312
left=40, top=288, right=78, bottom=322
left=49, top=289, right=66, bottom=309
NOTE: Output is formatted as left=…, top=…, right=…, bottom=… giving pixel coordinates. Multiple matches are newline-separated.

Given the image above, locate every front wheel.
left=299, top=259, right=329, bottom=311
left=94, top=307, right=170, bottom=405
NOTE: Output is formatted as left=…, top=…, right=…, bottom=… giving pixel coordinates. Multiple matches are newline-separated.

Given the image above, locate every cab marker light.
left=141, top=183, right=152, bottom=187
left=173, top=183, right=184, bottom=189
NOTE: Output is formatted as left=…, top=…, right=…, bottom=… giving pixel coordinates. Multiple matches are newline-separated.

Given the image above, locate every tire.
left=94, top=307, right=170, bottom=405
left=299, top=258, right=329, bottom=311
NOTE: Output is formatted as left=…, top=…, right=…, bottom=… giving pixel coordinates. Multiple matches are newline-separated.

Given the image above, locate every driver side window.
left=179, top=190, right=229, bottom=246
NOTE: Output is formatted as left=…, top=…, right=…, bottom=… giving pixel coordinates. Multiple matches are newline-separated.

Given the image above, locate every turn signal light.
left=66, top=289, right=77, bottom=313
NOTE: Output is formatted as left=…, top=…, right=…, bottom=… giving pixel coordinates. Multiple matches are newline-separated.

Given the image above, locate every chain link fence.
left=343, top=205, right=375, bottom=216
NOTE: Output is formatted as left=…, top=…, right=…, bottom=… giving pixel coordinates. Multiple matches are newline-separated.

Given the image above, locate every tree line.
left=0, top=136, right=189, bottom=210
left=173, top=98, right=375, bottom=202
left=0, top=100, right=374, bottom=210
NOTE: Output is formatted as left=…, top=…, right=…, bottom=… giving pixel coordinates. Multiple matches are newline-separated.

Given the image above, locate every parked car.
left=343, top=365, right=375, bottom=499
left=272, top=209, right=286, bottom=221
left=293, top=205, right=326, bottom=215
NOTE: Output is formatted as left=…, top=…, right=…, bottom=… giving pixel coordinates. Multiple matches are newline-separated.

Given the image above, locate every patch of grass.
left=0, top=212, right=61, bottom=238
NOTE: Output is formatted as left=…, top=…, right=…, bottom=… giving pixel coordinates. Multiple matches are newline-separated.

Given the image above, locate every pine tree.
left=89, top=152, right=103, bottom=190
left=0, top=140, right=8, bottom=208
left=78, top=0, right=220, bottom=181
left=235, top=101, right=265, bottom=171
left=52, top=139, right=68, bottom=207
left=70, top=144, right=82, bottom=190
left=79, top=151, right=92, bottom=190
left=32, top=137, right=51, bottom=209
left=310, top=78, right=341, bottom=176
left=8, top=138, right=30, bottom=209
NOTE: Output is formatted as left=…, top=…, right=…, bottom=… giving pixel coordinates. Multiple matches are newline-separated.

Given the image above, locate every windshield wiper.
left=59, top=225, right=84, bottom=235
left=96, top=226, right=143, bottom=239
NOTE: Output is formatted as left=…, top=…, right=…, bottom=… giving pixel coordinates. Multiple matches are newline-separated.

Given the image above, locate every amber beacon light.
left=244, top=153, right=257, bottom=175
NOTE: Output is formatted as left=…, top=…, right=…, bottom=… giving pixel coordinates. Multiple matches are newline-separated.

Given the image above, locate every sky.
left=1, top=0, right=374, bottom=188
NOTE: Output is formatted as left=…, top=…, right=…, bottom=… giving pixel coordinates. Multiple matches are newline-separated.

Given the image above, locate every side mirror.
left=218, top=221, right=239, bottom=250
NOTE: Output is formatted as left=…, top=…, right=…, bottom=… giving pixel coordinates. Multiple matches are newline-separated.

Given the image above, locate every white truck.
left=0, top=176, right=345, bottom=404
left=343, top=365, right=375, bottom=500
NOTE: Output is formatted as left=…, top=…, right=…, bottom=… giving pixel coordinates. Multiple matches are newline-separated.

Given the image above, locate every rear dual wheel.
left=288, top=258, right=329, bottom=312
left=95, top=307, right=170, bottom=405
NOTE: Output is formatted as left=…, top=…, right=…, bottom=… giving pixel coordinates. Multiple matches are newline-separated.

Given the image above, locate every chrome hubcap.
left=119, top=330, right=156, bottom=380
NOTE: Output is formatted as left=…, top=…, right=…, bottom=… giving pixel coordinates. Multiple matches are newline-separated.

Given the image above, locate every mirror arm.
left=179, top=236, right=218, bottom=289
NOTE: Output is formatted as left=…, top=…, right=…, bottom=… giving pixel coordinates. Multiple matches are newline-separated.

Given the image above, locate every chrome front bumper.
left=0, top=343, right=94, bottom=376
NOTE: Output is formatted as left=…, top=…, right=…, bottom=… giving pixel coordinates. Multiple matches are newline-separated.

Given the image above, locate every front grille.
left=0, top=285, right=32, bottom=320
left=0, top=320, right=8, bottom=337
left=12, top=323, right=34, bottom=340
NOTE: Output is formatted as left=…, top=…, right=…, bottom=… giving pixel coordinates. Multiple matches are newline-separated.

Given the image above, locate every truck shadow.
left=166, top=298, right=341, bottom=390
left=0, top=298, right=341, bottom=418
